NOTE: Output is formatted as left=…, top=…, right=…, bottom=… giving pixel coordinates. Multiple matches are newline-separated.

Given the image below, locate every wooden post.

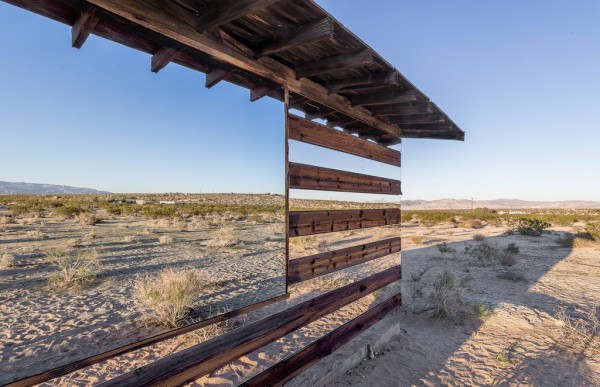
left=284, top=86, right=290, bottom=294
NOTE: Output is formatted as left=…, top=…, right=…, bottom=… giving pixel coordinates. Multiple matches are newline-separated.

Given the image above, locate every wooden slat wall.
left=99, top=266, right=401, bottom=387
left=289, top=208, right=400, bottom=237
left=6, top=294, right=290, bottom=387
left=288, top=237, right=400, bottom=284
left=288, top=163, right=400, bottom=195
left=289, top=163, right=401, bottom=195
left=288, top=114, right=401, bottom=166
left=242, top=293, right=402, bottom=387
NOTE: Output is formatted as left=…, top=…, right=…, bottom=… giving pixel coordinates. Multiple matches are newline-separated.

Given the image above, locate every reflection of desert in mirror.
left=0, top=192, right=285, bottom=382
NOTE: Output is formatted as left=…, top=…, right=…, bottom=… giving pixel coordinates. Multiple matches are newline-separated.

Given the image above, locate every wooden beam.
left=205, top=68, right=233, bottom=89
left=257, top=17, right=335, bottom=58
left=71, top=7, right=99, bottom=48
left=397, top=123, right=453, bottom=131
left=367, top=103, right=434, bottom=116
left=151, top=46, right=182, bottom=73
left=389, top=113, right=446, bottom=125
left=250, top=85, right=283, bottom=102
left=327, top=72, right=400, bottom=93
left=288, top=237, right=401, bottom=284
left=289, top=208, right=401, bottom=237
left=352, top=89, right=424, bottom=107
left=287, top=114, right=400, bottom=166
left=6, top=293, right=290, bottom=387
left=242, top=293, right=402, bottom=387
left=5, top=0, right=401, bottom=138
left=196, top=0, right=282, bottom=32
left=296, top=49, right=375, bottom=79
left=289, top=163, right=401, bottom=195
left=98, top=266, right=402, bottom=387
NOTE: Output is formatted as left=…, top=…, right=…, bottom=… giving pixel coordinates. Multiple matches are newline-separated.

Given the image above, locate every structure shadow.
left=362, top=231, right=598, bottom=385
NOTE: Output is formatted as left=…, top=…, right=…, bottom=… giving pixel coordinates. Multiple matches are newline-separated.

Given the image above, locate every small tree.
left=516, top=218, right=550, bottom=237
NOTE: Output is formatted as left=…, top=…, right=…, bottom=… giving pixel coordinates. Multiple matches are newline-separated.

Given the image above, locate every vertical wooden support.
left=284, top=87, right=290, bottom=294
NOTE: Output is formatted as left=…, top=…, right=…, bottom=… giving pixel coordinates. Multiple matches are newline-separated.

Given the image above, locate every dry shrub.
left=516, top=218, right=550, bottom=236
left=499, top=252, right=518, bottom=267
left=45, top=250, right=99, bottom=290
left=133, top=268, right=211, bottom=328
left=159, top=235, right=173, bottom=245
left=174, top=219, right=188, bottom=231
left=78, top=212, right=103, bottom=226
left=437, top=242, right=455, bottom=253
left=305, top=273, right=354, bottom=291
left=585, top=222, right=600, bottom=241
left=1, top=216, right=15, bottom=224
left=65, top=239, right=80, bottom=249
left=556, top=305, right=600, bottom=354
left=1, top=254, right=15, bottom=269
left=497, top=268, right=527, bottom=282
left=290, top=235, right=325, bottom=252
left=430, top=271, right=469, bottom=323
left=209, top=226, right=239, bottom=247
left=409, top=235, right=425, bottom=245
left=473, top=233, right=485, bottom=241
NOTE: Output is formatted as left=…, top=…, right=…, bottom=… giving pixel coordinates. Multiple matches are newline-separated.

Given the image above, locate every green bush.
left=585, top=222, right=600, bottom=241
left=516, top=218, right=550, bottom=236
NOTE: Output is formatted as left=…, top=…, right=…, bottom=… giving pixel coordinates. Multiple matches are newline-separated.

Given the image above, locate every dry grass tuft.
left=159, top=235, right=173, bottom=245
left=45, top=250, right=100, bottom=290
left=305, top=273, right=354, bottom=292
left=473, top=233, right=486, bottom=241
left=497, top=268, right=527, bottom=282
left=430, top=271, right=469, bottom=323
left=1, top=254, right=15, bottom=269
left=1, top=216, right=15, bottom=224
left=556, top=305, right=600, bottom=354
left=133, top=268, right=212, bottom=328
left=209, top=226, right=239, bottom=247
left=123, top=235, right=135, bottom=243
left=408, top=235, right=425, bottom=245
left=78, top=212, right=103, bottom=226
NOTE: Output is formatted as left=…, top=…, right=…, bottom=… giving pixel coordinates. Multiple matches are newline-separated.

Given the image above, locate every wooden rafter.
left=352, top=89, right=424, bottom=107
left=367, top=103, right=434, bottom=116
left=390, top=113, right=446, bottom=125
left=205, top=68, right=233, bottom=89
left=296, top=49, right=375, bottom=79
left=257, top=17, right=335, bottom=58
left=151, top=46, right=183, bottom=73
left=71, top=7, right=99, bottom=48
left=196, top=0, right=283, bottom=32
left=250, top=85, right=283, bottom=102
left=327, top=72, right=400, bottom=93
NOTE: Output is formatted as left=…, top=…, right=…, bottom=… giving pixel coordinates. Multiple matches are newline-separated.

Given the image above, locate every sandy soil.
left=333, top=223, right=600, bottom=386
left=0, top=204, right=285, bottom=385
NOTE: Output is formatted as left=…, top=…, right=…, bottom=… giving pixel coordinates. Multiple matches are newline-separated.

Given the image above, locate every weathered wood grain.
left=98, top=266, right=402, bottom=387
left=288, top=237, right=401, bottom=284
left=195, top=0, right=283, bottom=32
left=71, top=7, right=99, bottom=48
left=151, top=46, right=183, bottom=73
left=257, top=17, right=335, bottom=58
left=287, top=114, right=400, bottom=166
left=242, top=293, right=402, bottom=387
left=296, top=50, right=374, bottom=79
left=288, top=163, right=401, bottom=195
left=289, top=208, right=401, bottom=237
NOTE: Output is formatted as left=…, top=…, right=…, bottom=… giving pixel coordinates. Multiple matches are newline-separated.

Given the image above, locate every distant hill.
left=0, top=181, right=110, bottom=195
left=402, top=198, right=600, bottom=210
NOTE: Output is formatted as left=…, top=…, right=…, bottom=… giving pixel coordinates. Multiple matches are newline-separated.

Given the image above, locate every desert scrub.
left=53, top=205, right=87, bottom=219
left=437, top=242, right=456, bottom=253
left=430, top=270, right=469, bottom=322
left=159, top=235, right=173, bottom=245
left=585, top=222, right=600, bottom=241
left=209, top=226, right=239, bottom=247
left=1, top=254, right=15, bottom=269
left=45, top=250, right=100, bottom=290
left=466, top=242, right=499, bottom=266
left=555, top=305, right=599, bottom=354
left=78, top=212, right=102, bottom=226
left=133, top=268, right=212, bottom=328
left=504, top=243, right=519, bottom=254
left=516, top=218, right=550, bottom=236
left=497, top=268, right=527, bottom=282
left=473, top=303, right=493, bottom=320
left=408, top=235, right=425, bottom=245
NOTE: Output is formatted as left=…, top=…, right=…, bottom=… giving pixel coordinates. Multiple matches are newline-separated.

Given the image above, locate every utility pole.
left=471, top=197, right=474, bottom=210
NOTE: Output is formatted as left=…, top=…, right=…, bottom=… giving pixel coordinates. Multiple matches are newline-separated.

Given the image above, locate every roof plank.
left=196, top=0, right=283, bottom=32
left=257, top=17, right=335, bottom=58
left=296, top=49, right=375, bottom=79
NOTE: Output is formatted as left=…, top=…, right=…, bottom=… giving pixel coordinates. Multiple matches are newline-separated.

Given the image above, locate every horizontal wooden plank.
left=7, top=294, right=290, bottom=387
left=289, top=163, right=401, bottom=195
left=287, top=114, right=400, bottom=167
left=242, top=293, right=402, bottom=387
left=288, top=237, right=401, bottom=284
left=99, top=266, right=402, bottom=387
left=289, top=208, right=401, bottom=237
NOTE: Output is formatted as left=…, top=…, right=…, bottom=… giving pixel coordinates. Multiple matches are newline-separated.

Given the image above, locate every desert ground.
left=1, top=197, right=599, bottom=386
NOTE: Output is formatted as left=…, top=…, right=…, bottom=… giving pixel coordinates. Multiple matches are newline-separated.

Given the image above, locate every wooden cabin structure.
left=2, top=1, right=464, bottom=386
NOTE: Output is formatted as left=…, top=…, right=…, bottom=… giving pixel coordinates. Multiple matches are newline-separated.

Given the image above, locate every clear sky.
left=1, top=1, right=599, bottom=201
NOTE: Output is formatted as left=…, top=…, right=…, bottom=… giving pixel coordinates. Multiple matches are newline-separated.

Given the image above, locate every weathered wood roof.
left=4, top=0, right=465, bottom=144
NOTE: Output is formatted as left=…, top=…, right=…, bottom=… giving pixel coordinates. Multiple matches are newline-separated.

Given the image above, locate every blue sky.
left=1, top=1, right=599, bottom=201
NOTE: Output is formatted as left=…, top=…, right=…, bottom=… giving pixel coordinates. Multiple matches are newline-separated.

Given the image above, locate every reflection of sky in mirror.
left=2, top=1, right=599, bottom=201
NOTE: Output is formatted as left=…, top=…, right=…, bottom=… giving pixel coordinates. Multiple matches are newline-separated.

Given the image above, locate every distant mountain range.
left=402, top=198, right=600, bottom=210
left=0, top=181, right=110, bottom=195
